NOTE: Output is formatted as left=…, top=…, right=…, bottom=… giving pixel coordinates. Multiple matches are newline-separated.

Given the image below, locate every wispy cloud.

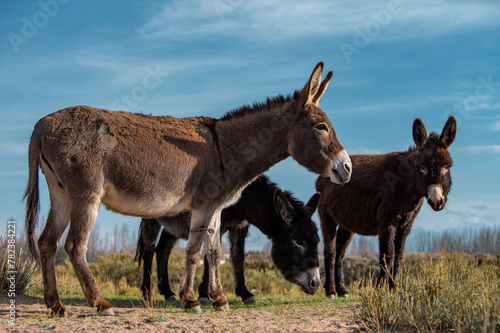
left=455, top=145, right=500, bottom=154
left=416, top=195, right=500, bottom=230
left=136, top=0, right=500, bottom=42
left=490, top=121, right=500, bottom=131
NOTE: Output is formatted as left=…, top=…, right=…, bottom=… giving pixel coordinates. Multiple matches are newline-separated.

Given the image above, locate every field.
left=1, top=248, right=499, bottom=332
left=1, top=293, right=360, bottom=332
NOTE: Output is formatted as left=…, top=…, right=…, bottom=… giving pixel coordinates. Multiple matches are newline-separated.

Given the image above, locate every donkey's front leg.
left=229, top=227, right=256, bottom=304
left=377, top=225, right=396, bottom=288
left=392, top=225, right=412, bottom=285
left=204, top=211, right=229, bottom=311
left=155, top=230, right=178, bottom=301
left=334, top=227, right=354, bottom=297
left=178, top=210, right=211, bottom=313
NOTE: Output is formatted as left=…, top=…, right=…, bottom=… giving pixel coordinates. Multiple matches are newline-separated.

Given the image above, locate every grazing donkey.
left=136, top=175, right=321, bottom=305
left=25, top=62, right=352, bottom=316
left=316, top=116, right=457, bottom=299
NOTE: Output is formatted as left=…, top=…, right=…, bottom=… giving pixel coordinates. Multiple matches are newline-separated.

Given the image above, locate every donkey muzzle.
left=427, top=185, right=445, bottom=211
left=329, top=149, right=352, bottom=184
left=297, top=267, right=321, bottom=295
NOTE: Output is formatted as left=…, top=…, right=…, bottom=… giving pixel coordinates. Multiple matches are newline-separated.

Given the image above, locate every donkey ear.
left=273, top=189, right=293, bottom=224
left=305, top=192, right=320, bottom=215
left=298, top=62, right=324, bottom=110
left=412, top=118, right=427, bottom=148
left=439, top=116, right=457, bottom=148
left=311, top=71, right=333, bottom=106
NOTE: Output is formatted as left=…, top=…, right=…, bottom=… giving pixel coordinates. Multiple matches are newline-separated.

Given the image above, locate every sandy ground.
left=1, top=294, right=363, bottom=332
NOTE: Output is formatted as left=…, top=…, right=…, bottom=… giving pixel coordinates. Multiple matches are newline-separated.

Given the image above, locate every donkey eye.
left=293, top=239, right=306, bottom=247
left=315, top=124, right=328, bottom=132
left=418, top=165, right=427, bottom=174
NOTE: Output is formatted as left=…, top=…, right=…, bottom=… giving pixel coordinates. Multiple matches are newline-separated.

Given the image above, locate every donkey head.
left=412, top=116, right=457, bottom=211
left=288, top=62, right=352, bottom=184
left=270, top=190, right=321, bottom=295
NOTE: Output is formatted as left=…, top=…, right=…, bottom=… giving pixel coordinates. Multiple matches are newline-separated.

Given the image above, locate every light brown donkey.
left=24, top=62, right=352, bottom=316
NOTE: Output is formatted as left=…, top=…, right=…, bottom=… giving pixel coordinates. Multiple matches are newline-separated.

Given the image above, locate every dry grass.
left=0, top=232, right=37, bottom=295
left=353, top=252, right=500, bottom=332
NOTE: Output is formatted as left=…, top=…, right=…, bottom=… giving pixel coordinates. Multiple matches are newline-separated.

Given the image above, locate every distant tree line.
left=4, top=220, right=499, bottom=264
left=346, top=226, right=500, bottom=256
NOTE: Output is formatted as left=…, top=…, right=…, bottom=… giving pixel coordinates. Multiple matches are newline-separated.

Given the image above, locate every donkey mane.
left=407, top=132, right=445, bottom=153
left=282, top=190, right=319, bottom=241
left=220, top=91, right=301, bottom=121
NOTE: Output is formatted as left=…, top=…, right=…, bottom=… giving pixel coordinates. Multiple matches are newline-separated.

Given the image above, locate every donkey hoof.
left=340, top=293, right=349, bottom=298
left=214, top=303, right=229, bottom=311
left=185, top=305, right=202, bottom=314
left=98, top=307, right=115, bottom=316
left=326, top=294, right=335, bottom=300
left=50, top=309, right=68, bottom=317
left=243, top=297, right=257, bottom=305
left=166, top=295, right=177, bottom=302
left=198, top=297, right=210, bottom=306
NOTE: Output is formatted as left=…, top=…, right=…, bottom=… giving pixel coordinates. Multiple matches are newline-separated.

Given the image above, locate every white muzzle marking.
left=428, top=185, right=445, bottom=211
left=329, top=149, right=352, bottom=184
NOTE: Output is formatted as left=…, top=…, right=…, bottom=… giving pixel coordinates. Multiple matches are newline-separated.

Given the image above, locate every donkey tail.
left=24, top=131, right=41, bottom=265
left=135, top=218, right=162, bottom=269
left=135, top=220, right=146, bottom=268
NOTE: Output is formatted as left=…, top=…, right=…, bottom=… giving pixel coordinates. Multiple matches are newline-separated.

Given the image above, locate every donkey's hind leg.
left=38, top=191, right=71, bottom=316
left=64, top=197, right=113, bottom=315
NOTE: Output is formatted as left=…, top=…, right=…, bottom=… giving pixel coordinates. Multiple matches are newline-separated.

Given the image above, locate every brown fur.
left=316, top=116, right=456, bottom=298
left=24, top=62, right=352, bottom=315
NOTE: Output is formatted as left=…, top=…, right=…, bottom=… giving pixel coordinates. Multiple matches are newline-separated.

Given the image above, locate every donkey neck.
left=215, top=102, right=295, bottom=184
left=228, top=178, right=289, bottom=238
left=390, top=151, right=426, bottom=209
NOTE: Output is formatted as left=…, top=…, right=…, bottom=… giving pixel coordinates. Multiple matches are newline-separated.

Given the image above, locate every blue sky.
left=1, top=0, right=499, bottom=247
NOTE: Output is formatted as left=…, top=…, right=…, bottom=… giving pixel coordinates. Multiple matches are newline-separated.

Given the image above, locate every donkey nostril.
left=310, top=279, right=317, bottom=289
left=344, top=163, right=351, bottom=173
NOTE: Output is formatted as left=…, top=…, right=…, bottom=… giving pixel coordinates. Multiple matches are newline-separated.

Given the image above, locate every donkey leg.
left=178, top=211, right=207, bottom=313
left=377, top=226, right=396, bottom=289
left=204, top=212, right=229, bottom=311
left=392, top=225, right=412, bottom=287
left=65, top=198, right=113, bottom=315
left=321, top=213, right=338, bottom=299
left=334, top=227, right=354, bottom=297
left=141, top=245, right=155, bottom=301
left=38, top=192, right=71, bottom=316
left=229, top=227, right=255, bottom=304
left=140, top=219, right=160, bottom=301
left=197, top=255, right=210, bottom=305
left=156, top=230, right=178, bottom=301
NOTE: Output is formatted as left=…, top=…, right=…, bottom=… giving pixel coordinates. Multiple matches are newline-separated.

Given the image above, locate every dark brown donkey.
left=316, top=116, right=456, bottom=299
left=136, top=175, right=320, bottom=305
left=25, top=62, right=352, bottom=315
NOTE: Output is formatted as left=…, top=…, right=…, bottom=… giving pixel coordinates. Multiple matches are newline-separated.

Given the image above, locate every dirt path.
left=1, top=294, right=363, bottom=332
